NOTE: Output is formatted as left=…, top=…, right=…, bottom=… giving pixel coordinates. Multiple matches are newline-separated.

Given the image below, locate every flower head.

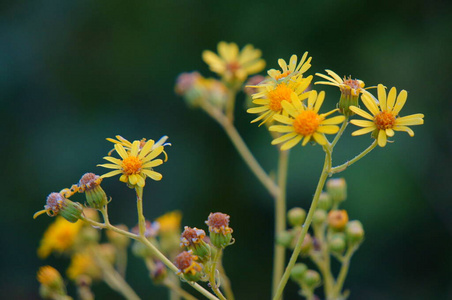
left=106, top=135, right=170, bottom=161
left=99, top=138, right=168, bottom=187
left=328, top=210, right=349, bottom=230
left=315, top=70, right=369, bottom=97
left=34, top=192, right=83, bottom=223
left=174, top=250, right=203, bottom=282
left=180, top=226, right=211, bottom=259
left=269, top=91, right=345, bottom=150
left=247, top=75, right=313, bottom=125
left=205, top=212, right=234, bottom=249
left=267, top=53, right=312, bottom=83
left=38, top=217, right=83, bottom=258
left=349, top=84, right=424, bottom=147
left=37, top=266, right=63, bottom=288
left=202, top=41, right=265, bottom=83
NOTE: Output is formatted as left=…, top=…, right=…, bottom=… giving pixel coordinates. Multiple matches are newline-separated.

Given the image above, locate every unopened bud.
left=34, top=193, right=83, bottom=223
left=37, top=266, right=64, bottom=291
left=346, top=220, right=364, bottom=245
left=288, top=207, right=306, bottom=227
left=328, top=210, right=349, bottom=231
left=180, top=226, right=211, bottom=261
left=290, top=263, right=308, bottom=282
left=79, top=173, right=108, bottom=209
left=302, top=270, right=321, bottom=288
left=328, top=233, right=346, bottom=253
left=206, top=212, right=233, bottom=249
left=318, top=192, right=332, bottom=211
left=313, top=209, right=327, bottom=226
left=276, top=230, right=294, bottom=248
left=326, top=178, right=347, bottom=204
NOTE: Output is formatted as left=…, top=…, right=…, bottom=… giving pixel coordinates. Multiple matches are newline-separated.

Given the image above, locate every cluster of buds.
left=282, top=178, right=364, bottom=299
left=175, top=72, right=228, bottom=109
left=175, top=212, right=234, bottom=282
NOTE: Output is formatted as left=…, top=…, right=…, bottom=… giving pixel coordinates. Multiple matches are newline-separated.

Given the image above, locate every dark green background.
left=1, top=0, right=450, bottom=299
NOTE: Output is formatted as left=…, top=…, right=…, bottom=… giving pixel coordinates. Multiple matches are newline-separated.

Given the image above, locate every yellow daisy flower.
left=247, top=75, right=313, bottom=125
left=38, top=217, right=83, bottom=259
left=349, top=84, right=424, bottom=147
left=202, top=41, right=265, bottom=82
left=269, top=91, right=345, bottom=150
left=315, top=70, right=369, bottom=97
left=267, top=52, right=312, bottom=83
left=98, top=139, right=165, bottom=187
left=106, top=135, right=170, bottom=161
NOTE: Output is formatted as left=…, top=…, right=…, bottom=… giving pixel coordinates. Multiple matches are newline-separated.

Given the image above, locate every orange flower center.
left=275, top=71, right=291, bottom=80
left=341, top=77, right=364, bottom=96
left=293, top=111, right=323, bottom=136
left=374, top=111, right=396, bottom=130
left=226, top=61, right=241, bottom=73
left=268, top=83, right=293, bottom=111
left=122, top=156, right=142, bottom=175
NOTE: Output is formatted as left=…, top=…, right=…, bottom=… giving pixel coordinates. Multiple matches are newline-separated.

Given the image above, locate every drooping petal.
left=136, top=175, right=145, bottom=187
left=377, top=130, right=387, bottom=147
left=386, top=128, right=395, bottom=137
left=351, top=127, right=376, bottom=136
left=271, top=132, right=298, bottom=145
left=142, top=169, right=163, bottom=181
left=392, top=90, right=408, bottom=115
left=280, top=135, right=302, bottom=150
left=393, top=125, right=415, bottom=137
left=313, top=132, right=328, bottom=145
left=128, top=174, right=138, bottom=185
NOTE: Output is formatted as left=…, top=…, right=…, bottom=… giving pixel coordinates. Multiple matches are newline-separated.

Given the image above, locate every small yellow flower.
left=349, top=84, right=424, bottom=147
left=202, top=41, right=265, bottom=82
left=107, top=135, right=170, bottom=161
left=156, top=211, right=182, bottom=234
left=37, top=266, right=63, bottom=287
left=267, top=53, right=312, bottom=83
left=67, top=252, right=101, bottom=281
left=98, top=139, right=166, bottom=187
left=270, top=91, right=345, bottom=150
left=247, top=75, right=313, bottom=125
left=38, top=217, right=83, bottom=258
left=315, top=70, right=370, bottom=97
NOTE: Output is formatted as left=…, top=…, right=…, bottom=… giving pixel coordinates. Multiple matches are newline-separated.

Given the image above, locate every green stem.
left=135, top=186, right=146, bottom=237
left=272, top=146, right=332, bottom=300
left=201, top=100, right=279, bottom=198
left=311, top=223, right=334, bottom=297
left=330, top=118, right=349, bottom=149
left=330, top=140, right=377, bottom=174
left=90, top=246, right=141, bottom=300
left=333, top=246, right=356, bottom=298
left=209, top=249, right=227, bottom=300
left=272, top=150, right=290, bottom=297
left=225, top=89, right=237, bottom=123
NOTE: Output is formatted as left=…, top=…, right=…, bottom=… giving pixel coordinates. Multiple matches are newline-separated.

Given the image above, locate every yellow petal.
left=103, top=156, right=123, bottom=165
left=302, top=135, right=312, bottom=146
left=322, top=116, right=345, bottom=125
left=393, top=125, right=415, bottom=137
left=281, top=101, right=298, bottom=118
left=142, top=159, right=163, bottom=168
left=361, top=94, right=380, bottom=116
left=386, top=128, right=395, bottom=137
left=97, top=163, right=122, bottom=169
left=247, top=106, right=269, bottom=114
left=129, top=174, right=138, bottom=185
left=272, top=132, right=298, bottom=145
left=313, top=132, right=328, bottom=145
left=392, top=90, right=407, bottom=115
left=114, top=144, right=129, bottom=160
left=142, top=146, right=164, bottom=162
left=119, top=175, right=128, bottom=182
left=101, top=170, right=122, bottom=178
left=377, top=130, right=387, bottom=147
left=350, top=120, right=375, bottom=127
left=307, top=90, right=317, bottom=109
left=278, top=58, right=288, bottom=73
left=349, top=106, right=374, bottom=120
left=139, top=139, right=156, bottom=159
left=142, top=169, right=162, bottom=181
left=317, top=125, right=339, bottom=134
left=131, top=141, right=140, bottom=157
left=280, top=135, right=302, bottom=150
left=314, top=91, right=325, bottom=113
left=377, top=84, right=387, bottom=111
left=325, top=70, right=343, bottom=84
left=273, top=114, right=294, bottom=125
left=136, top=175, right=145, bottom=187
left=351, top=127, right=376, bottom=136
left=386, top=87, right=397, bottom=111
left=269, top=125, right=294, bottom=133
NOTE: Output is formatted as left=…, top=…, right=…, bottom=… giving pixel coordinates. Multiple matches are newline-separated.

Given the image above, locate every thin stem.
left=90, top=246, right=141, bottom=300
left=333, top=246, right=356, bottom=298
left=116, top=247, right=128, bottom=278
left=201, top=100, right=279, bottom=198
left=311, top=223, right=334, bottom=297
left=330, top=140, right=377, bottom=174
left=272, top=147, right=332, bottom=300
left=225, top=89, right=236, bottom=123
left=135, top=186, right=146, bottom=237
left=209, top=249, right=227, bottom=300
left=330, top=118, right=348, bottom=149
left=272, top=150, right=290, bottom=297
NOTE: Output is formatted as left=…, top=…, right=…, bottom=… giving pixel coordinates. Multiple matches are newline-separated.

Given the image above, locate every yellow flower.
left=349, top=84, right=424, bottom=147
left=156, top=210, right=182, bottom=234
left=67, top=252, right=101, bottom=281
left=269, top=91, right=345, bottom=150
left=202, top=41, right=265, bottom=82
left=98, top=139, right=166, bottom=187
left=38, top=217, right=83, bottom=258
left=37, top=266, right=63, bottom=287
left=315, top=70, right=371, bottom=97
left=247, top=75, right=313, bottom=125
left=267, top=53, right=312, bottom=83
left=107, top=135, right=170, bottom=161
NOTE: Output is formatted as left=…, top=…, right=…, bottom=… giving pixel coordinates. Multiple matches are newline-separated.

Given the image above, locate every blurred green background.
left=1, top=0, right=451, bottom=299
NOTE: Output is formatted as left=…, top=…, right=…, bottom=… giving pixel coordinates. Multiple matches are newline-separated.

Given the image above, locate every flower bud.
left=180, top=226, right=211, bottom=261
left=328, top=210, right=349, bottom=231
left=174, top=251, right=203, bottom=282
left=326, top=178, right=347, bottom=204
left=107, top=225, right=131, bottom=248
left=276, top=230, right=294, bottom=248
left=313, top=209, right=327, bottom=226
left=337, top=78, right=364, bottom=116
left=37, top=266, right=64, bottom=291
left=328, top=233, right=346, bottom=254
left=205, top=212, right=233, bottom=249
left=60, top=199, right=84, bottom=223
left=346, top=220, right=364, bottom=245
left=151, top=261, right=167, bottom=284
left=34, top=192, right=83, bottom=223
left=290, top=263, right=308, bottom=282
left=288, top=207, right=306, bottom=227
left=302, top=270, right=321, bottom=288
left=318, top=192, right=332, bottom=211
left=79, top=173, right=108, bottom=209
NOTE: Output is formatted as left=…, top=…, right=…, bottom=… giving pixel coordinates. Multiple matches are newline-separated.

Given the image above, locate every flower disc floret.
left=293, top=111, right=323, bottom=136
left=180, top=226, right=206, bottom=247
left=349, top=84, right=424, bottom=147
left=174, top=251, right=203, bottom=281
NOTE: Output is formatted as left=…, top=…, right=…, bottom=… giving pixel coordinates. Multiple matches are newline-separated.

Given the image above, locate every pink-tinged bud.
left=205, top=212, right=234, bottom=249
